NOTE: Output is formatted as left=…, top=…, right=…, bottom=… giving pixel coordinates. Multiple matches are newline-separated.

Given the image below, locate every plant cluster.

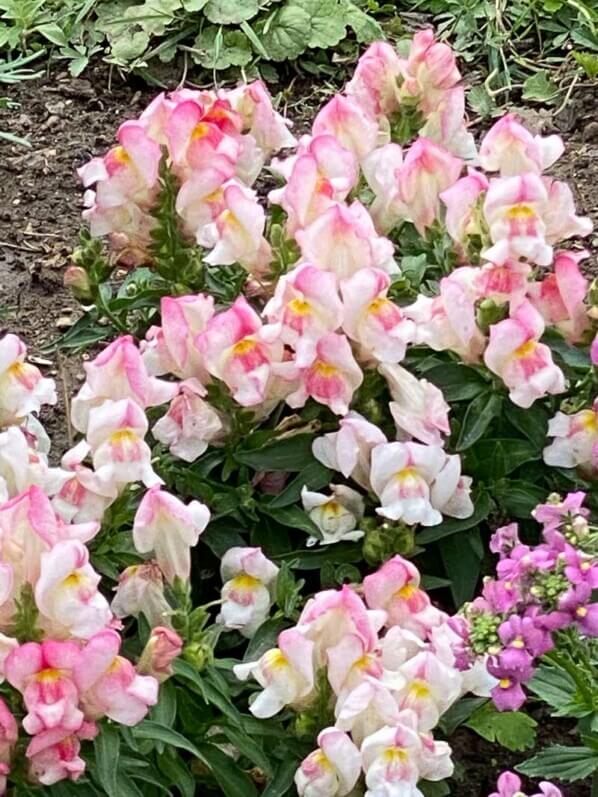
left=0, top=26, right=596, bottom=797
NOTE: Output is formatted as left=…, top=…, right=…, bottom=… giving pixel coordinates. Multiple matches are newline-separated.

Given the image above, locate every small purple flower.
left=559, top=583, right=598, bottom=636
left=490, top=523, right=521, bottom=558
left=489, top=771, right=525, bottom=797
left=488, top=660, right=529, bottom=711
left=563, top=545, right=598, bottom=589
left=482, top=578, right=521, bottom=614
left=533, top=491, right=588, bottom=535
left=533, top=783, right=563, bottom=797
left=499, top=615, right=552, bottom=658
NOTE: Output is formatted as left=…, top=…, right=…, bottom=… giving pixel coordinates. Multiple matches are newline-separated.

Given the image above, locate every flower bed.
left=0, top=28, right=596, bottom=797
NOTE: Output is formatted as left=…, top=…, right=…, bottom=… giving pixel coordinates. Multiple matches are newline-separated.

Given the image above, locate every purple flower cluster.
left=489, top=771, right=563, bottom=797
left=463, top=492, right=597, bottom=710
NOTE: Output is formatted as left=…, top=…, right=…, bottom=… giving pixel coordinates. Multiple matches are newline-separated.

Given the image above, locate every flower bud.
left=64, top=265, right=92, bottom=301
left=138, top=627, right=183, bottom=683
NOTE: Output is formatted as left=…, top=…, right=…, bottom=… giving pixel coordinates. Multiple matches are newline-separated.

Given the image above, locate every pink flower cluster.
left=461, top=492, right=597, bottom=711
left=490, top=771, right=562, bottom=797
left=234, top=555, right=495, bottom=797
left=0, top=334, right=188, bottom=788
left=78, top=81, right=295, bottom=269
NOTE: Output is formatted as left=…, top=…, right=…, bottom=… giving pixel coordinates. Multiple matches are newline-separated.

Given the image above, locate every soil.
left=0, top=62, right=597, bottom=796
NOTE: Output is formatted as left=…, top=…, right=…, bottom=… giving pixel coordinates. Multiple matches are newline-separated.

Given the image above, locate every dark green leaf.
left=262, top=756, right=301, bottom=797
left=418, top=491, right=493, bottom=545
left=439, top=697, right=488, bottom=735
left=157, top=752, right=195, bottom=797
left=267, top=461, right=332, bottom=508
left=235, top=434, right=314, bottom=471
left=528, top=664, right=586, bottom=716
left=94, top=723, right=120, bottom=797
left=466, top=702, right=537, bottom=752
left=196, top=743, right=260, bottom=797
left=464, top=439, right=540, bottom=481
left=493, top=479, right=547, bottom=518
left=133, top=721, right=204, bottom=760
left=504, top=401, right=549, bottom=448
left=424, top=363, right=489, bottom=402
left=261, top=504, right=320, bottom=536
left=441, top=528, right=483, bottom=605
left=456, top=393, right=502, bottom=451
left=244, top=617, right=289, bottom=662
left=516, top=745, right=598, bottom=782
left=543, top=329, right=591, bottom=370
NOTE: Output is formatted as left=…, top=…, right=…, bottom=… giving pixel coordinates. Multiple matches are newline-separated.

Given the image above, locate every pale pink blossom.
left=402, top=29, right=461, bottom=111
left=360, top=717, right=423, bottom=790
left=370, top=442, right=472, bottom=525
left=398, top=137, right=463, bottom=234
left=263, top=264, right=343, bottom=366
left=396, top=651, right=462, bottom=730
left=285, top=333, right=363, bottom=416
left=420, top=84, right=476, bottom=159
left=152, top=379, right=225, bottom=462
left=27, top=727, right=89, bottom=786
left=296, top=201, right=397, bottom=280
left=111, top=562, right=171, bottom=628
left=196, top=296, right=283, bottom=407
left=542, top=177, right=593, bottom=244
left=227, top=80, right=296, bottom=156
left=543, top=398, right=598, bottom=475
left=346, top=41, right=403, bottom=119
left=484, top=300, right=566, bottom=407
left=218, top=547, right=279, bottom=638
left=475, top=259, right=532, bottom=306
left=301, top=484, right=364, bottom=545
left=297, top=585, right=385, bottom=667
left=71, top=335, right=177, bottom=433
left=269, top=136, right=358, bottom=235
left=440, top=168, right=489, bottom=247
left=202, top=182, right=272, bottom=275
left=133, top=486, right=210, bottom=584
left=479, top=114, right=564, bottom=175
left=175, top=164, right=236, bottom=242
left=35, top=540, right=112, bottom=639
left=379, top=363, right=450, bottom=446
left=312, top=411, right=387, bottom=489
left=75, top=629, right=158, bottom=725
left=312, top=94, right=380, bottom=161
left=527, top=250, right=589, bottom=342
left=5, top=641, right=83, bottom=735
left=405, top=267, right=485, bottom=363
left=52, top=444, right=117, bottom=524
left=82, top=399, right=162, bottom=489
left=0, top=425, right=67, bottom=501
left=363, top=556, right=444, bottom=638
left=234, top=629, right=315, bottom=718
left=0, top=334, right=56, bottom=425
left=341, top=268, right=416, bottom=363
left=142, top=294, right=214, bottom=381
left=137, top=626, right=183, bottom=682
left=0, top=698, right=17, bottom=793
left=362, top=143, right=406, bottom=234
left=334, top=677, right=400, bottom=745
left=295, top=727, right=361, bottom=797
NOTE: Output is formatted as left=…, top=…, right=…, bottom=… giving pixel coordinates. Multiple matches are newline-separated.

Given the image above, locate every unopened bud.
left=64, top=265, right=92, bottom=301
left=138, top=626, right=183, bottom=683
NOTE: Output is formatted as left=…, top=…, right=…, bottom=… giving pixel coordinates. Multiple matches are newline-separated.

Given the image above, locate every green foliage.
left=465, top=701, right=538, bottom=752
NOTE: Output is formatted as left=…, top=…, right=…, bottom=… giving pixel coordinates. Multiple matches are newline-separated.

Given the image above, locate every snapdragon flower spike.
left=82, top=398, right=162, bottom=489
left=301, top=484, right=365, bottom=546
left=296, top=201, right=397, bottom=280
left=346, top=41, right=403, bottom=119
left=312, top=411, right=388, bottom=489
left=218, top=547, right=279, bottom=638
left=75, top=628, right=158, bottom=725
left=71, top=335, right=177, bottom=433
left=398, top=137, right=463, bottom=234
left=484, top=300, right=566, bottom=408
left=152, top=378, right=225, bottom=463
left=379, top=363, right=451, bottom=446
left=0, top=334, right=57, bottom=425
left=479, top=114, right=564, bottom=176
left=295, top=727, right=361, bottom=797
left=370, top=441, right=472, bottom=526
left=5, top=641, right=83, bottom=735
left=142, top=293, right=215, bottom=381
left=269, top=135, right=358, bottom=235
left=197, top=296, right=283, bottom=407
left=234, top=628, right=315, bottom=718
left=35, top=539, right=112, bottom=640
left=527, top=249, right=589, bottom=342
left=312, top=94, right=380, bottom=162
left=543, top=397, right=598, bottom=475
left=263, top=264, right=343, bottom=366
left=286, top=332, right=363, bottom=416
left=132, top=486, right=210, bottom=584
left=341, top=268, right=416, bottom=363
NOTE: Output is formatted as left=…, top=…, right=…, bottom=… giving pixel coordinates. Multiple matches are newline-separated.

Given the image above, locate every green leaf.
left=36, top=22, right=68, bottom=46
left=244, top=617, right=289, bottom=662
left=456, top=392, right=502, bottom=451
left=262, top=756, right=301, bottom=796
left=220, top=725, right=273, bottom=775
left=94, top=724, right=120, bottom=797
left=528, top=664, right=585, bottom=716
left=418, top=491, right=493, bottom=545
left=261, top=504, right=320, bottom=536
left=516, top=745, right=598, bottom=782
left=192, top=26, right=253, bottom=68
left=543, top=328, right=591, bottom=370
left=196, top=743, right=260, bottom=797
left=133, top=721, right=204, bottom=760
left=267, top=461, right=333, bottom=508
left=493, top=480, right=547, bottom=518
left=235, top=433, right=315, bottom=470
left=305, top=0, right=347, bottom=49
left=439, top=697, right=488, bottom=735
left=466, top=702, right=537, bottom=752
left=424, top=363, right=489, bottom=402
left=522, top=70, right=561, bottom=103
left=504, top=401, right=549, bottom=448
left=341, top=0, right=383, bottom=42
left=204, top=0, right=259, bottom=24
left=419, top=781, right=450, bottom=797
left=260, top=2, right=311, bottom=61
left=440, top=528, right=483, bottom=605
left=464, top=438, right=540, bottom=482
left=157, top=752, right=195, bottom=797
left=467, top=84, right=497, bottom=117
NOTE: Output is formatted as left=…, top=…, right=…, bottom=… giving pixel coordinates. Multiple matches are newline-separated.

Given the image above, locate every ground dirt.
left=0, top=63, right=596, bottom=796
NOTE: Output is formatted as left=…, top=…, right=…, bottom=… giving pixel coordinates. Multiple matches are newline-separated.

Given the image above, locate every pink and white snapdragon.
left=132, top=486, right=210, bottom=584
left=312, top=95, right=380, bottom=162
left=219, top=547, right=279, bottom=637
left=0, top=335, right=56, bottom=426
left=527, top=249, right=589, bottom=342
left=301, top=484, right=365, bottom=545
left=543, top=398, right=598, bottom=475
left=312, top=411, right=387, bottom=489
left=479, top=114, right=564, bottom=176
left=484, top=300, right=566, bottom=408
left=295, top=727, right=361, bottom=797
